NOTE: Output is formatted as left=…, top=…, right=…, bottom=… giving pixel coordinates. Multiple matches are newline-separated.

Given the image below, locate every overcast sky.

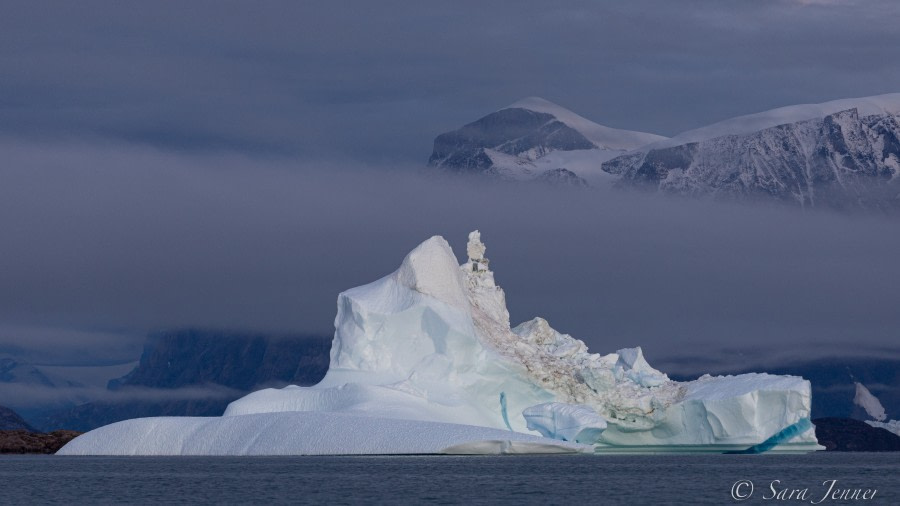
left=2, top=1, right=900, bottom=162
left=2, top=1, right=899, bottom=379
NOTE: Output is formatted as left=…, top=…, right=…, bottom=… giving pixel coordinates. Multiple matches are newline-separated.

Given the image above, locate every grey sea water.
left=1, top=453, right=896, bottom=505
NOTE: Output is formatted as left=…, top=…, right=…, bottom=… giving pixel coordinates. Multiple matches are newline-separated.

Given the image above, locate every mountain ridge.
left=0, top=405, right=34, bottom=431
left=506, top=97, right=666, bottom=150
left=429, top=93, right=900, bottom=210
left=603, top=105, right=900, bottom=209
left=642, top=92, right=900, bottom=151
left=428, top=97, right=666, bottom=184
left=29, top=329, right=332, bottom=432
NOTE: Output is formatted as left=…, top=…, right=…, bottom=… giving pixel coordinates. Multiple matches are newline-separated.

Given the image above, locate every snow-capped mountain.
left=430, top=93, right=900, bottom=211
left=602, top=93, right=900, bottom=209
left=427, top=97, right=666, bottom=186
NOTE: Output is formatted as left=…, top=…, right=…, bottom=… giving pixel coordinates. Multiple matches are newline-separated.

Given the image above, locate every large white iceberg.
left=59, top=231, right=822, bottom=455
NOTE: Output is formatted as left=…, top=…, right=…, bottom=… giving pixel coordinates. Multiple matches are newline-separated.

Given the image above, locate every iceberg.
left=854, top=381, right=887, bottom=421
left=523, top=403, right=607, bottom=444
left=55, top=411, right=585, bottom=455
left=59, top=231, right=822, bottom=455
left=854, top=380, right=899, bottom=438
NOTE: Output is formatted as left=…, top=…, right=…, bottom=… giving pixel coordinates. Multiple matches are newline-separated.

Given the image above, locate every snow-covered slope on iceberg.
left=57, top=411, right=585, bottom=456
left=428, top=98, right=666, bottom=186
left=59, top=231, right=821, bottom=455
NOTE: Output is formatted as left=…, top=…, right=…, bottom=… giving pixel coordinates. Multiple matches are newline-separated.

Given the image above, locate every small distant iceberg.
left=854, top=381, right=887, bottom=421
left=59, top=232, right=822, bottom=455
left=854, top=380, right=900, bottom=438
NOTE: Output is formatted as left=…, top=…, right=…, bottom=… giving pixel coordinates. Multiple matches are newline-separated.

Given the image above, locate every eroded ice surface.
left=523, top=403, right=607, bottom=444
left=60, top=231, right=821, bottom=455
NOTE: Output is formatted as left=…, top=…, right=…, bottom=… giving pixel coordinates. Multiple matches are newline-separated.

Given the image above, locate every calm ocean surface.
left=1, top=453, right=897, bottom=505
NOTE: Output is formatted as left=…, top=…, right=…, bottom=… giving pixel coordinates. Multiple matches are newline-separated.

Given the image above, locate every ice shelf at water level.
left=59, top=231, right=823, bottom=455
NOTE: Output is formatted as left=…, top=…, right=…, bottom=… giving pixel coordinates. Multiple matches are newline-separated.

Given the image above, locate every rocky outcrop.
left=109, top=329, right=331, bottom=391
left=0, top=430, right=81, bottom=454
left=813, top=418, right=900, bottom=451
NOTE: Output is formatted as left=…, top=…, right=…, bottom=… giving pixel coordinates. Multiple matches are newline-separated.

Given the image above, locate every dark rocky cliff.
left=109, top=329, right=331, bottom=391
left=32, top=329, right=332, bottom=432
left=813, top=418, right=900, bottom=451
left=0, top=405, right=34, bottom=431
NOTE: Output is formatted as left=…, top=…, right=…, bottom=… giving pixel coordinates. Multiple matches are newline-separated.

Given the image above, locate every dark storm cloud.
left=1, top=139, right=898, bottom=369
left=1, top=1, right=899, bottom=162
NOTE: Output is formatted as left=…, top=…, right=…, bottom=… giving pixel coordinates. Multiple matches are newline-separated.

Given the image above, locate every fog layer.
left=2, top=139, right=898, bottom=370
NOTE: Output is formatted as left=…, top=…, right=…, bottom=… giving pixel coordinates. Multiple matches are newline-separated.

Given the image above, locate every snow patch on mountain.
left=645, top=93, right=900, bottom=150
left=428, top=97, right=666, bottom=185
left=429, top=92, right=900, bottom=210
left=508, top=97, right=666, bottom=151
left=602, top=95, right=900, bottom=209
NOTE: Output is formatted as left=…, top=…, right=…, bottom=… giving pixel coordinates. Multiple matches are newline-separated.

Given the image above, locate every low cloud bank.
left=1, top=138, right=898, bottom=372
